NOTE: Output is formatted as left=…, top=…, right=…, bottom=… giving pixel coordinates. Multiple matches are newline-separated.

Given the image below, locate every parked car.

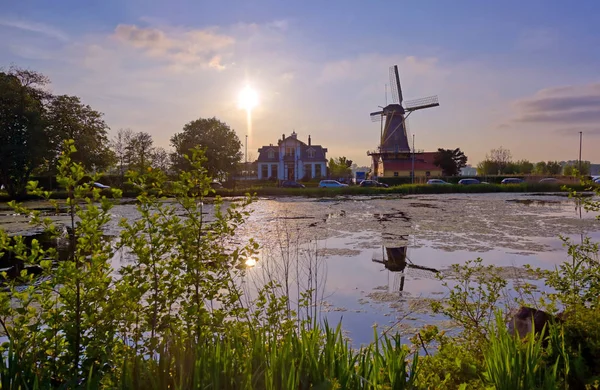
left=93, top=182, right=110, bottom=189
left=426, top=179, right=450, bottom=185
left=594, top=178, right=600, bottom=184
left=280, top=180, right=305, bottom=188
left=210, top=181, right=223, bottom=189
left=318, top=180, right=348, bottom=188
left=539, top=178, right=559, bottom=183
left=458, top=178, right=480, bottom=185
left=359, top=180, right=389, bottom=188
left=501, top=178, right=524, bottom=184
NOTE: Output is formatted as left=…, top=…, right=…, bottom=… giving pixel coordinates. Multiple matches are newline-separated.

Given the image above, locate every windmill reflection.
left=372, top=246, right=439, bottom=293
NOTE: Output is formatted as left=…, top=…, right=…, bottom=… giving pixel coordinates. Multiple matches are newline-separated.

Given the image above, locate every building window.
left=268, top=150, right=274, bottom=159
left=304, top=164, right=311, bottom=179
left=315, top=164, right=322, bottom=178
left=426, top=171, right=431, bottom=177
left=286, top=147, right=295, bottom=157
left=394, top=172, right=399, bottom=177
left=261, top=165, right=268, bottom=178
left=271, top=165, right=278, bottom=179
left=307, top=149, right=315, bottom=158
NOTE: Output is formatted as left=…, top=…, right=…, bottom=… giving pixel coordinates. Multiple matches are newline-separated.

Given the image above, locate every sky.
left=2, top=0, right=600, bottom=166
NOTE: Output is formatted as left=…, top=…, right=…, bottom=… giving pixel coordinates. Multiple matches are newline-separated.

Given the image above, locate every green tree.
left=328, top=156, right=352, bottom=178
left=433, top=148, right=468, bottom=176
left=546, top=161, right=562, bottom=175
left=45, top=95, right=114, bottom=172
left=170, top=117, right=242, bottom=179
left=486, top=146, right=512, bottom=174
left=110, top=128, right=133, bottom=177
left=125, top=131, right=154, bottom=174
left=0, top=69, right=49, bottom=197
left=476, top=160, right=499, bottom=175
left=534, top=161, right=547, bottom=174
left=515, top=159, right=534, bottom=174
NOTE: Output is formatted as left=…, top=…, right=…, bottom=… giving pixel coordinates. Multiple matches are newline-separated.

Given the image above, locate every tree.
left=126, top=132, right=154, bottom=174
left=110, top=128, right=133, bottom=177
left=546, top=161, right=562, bottom=175
left=476, top=160, right=499, bottom=175
left=45, top=95, right=114, bottom=172
left=328, top=157, right=353, bottom=179
left=515, top=160, right=534, bottom=174
left=0, top=69, right=49, bottom=197
left=486, top=147, right=512, bottom=174
left=151, top=147, right=170, bottom=172
left=170, top=117, right=242, bottom=179
left=433, top=148, right=468, bottom=176
left=534, top=161, right=548, bottom=175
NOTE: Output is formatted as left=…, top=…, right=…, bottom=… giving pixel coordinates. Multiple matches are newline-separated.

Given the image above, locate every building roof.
left=382, top=160, right=440, bottom=171
left=256, top=133, right=328, bottom=163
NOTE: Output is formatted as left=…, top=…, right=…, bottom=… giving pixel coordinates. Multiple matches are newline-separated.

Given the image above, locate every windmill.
left=369, top=65, right=439, bottom=154
left=372, top=246, right=439, bottom=293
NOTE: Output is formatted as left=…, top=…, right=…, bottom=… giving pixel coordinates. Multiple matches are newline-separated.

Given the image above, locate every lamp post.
left=245, top=134, right=248, bottom=180
left=578, top=131, right=582, bottom=174
left=411, top=134, right=415, bottom=184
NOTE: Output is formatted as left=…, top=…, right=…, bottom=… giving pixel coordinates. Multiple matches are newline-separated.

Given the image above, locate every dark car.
left=210, top=181, right=223, bottom=189
left=458, top=178, right=480, bottom=185
left=359, top=180, right=389, bottom=188
left=501, top=178, right=524, bottom=184
left=280, top=180, right=305, bottom=188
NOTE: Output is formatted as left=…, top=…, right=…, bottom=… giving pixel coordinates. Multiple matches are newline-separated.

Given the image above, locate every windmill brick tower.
left=368, top=65, right=441, bottom=180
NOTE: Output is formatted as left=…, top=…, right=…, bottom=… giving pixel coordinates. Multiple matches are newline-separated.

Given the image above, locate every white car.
left=93, top=182, right=110, bottom=189
left=318, top=180, right=348, bottom=188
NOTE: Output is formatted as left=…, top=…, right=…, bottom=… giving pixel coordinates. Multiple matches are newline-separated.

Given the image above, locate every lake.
left=1, top=192, right=599, bottom=345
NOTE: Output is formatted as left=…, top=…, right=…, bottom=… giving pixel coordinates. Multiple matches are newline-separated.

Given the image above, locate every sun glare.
left=238, top=85, right=259, bottom=111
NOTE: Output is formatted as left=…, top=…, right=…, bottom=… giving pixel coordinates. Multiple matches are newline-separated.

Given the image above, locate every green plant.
left=430, top=258, right=508, bottom=350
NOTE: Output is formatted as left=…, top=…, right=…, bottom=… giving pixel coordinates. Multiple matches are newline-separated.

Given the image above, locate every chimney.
left=282, top=133, right=285, bottom=141
left=308, top=135, right=311, bottom=146
left=291, top=131, right=297, bottom=139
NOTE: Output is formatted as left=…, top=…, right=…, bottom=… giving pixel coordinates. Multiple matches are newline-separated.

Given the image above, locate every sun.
left=238, top=85, right=259, bottom=111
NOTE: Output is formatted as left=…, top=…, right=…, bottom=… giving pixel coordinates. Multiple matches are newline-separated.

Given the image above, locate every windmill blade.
left=389, top=66, right=399, bottom=104
left=370, top=110, right=383, bottom=122
left=405, top=95, right=439, bottom=112
left=389, top=65, right=403, bottom=104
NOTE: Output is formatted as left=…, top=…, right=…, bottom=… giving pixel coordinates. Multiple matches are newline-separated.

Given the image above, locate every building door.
left=285, top=163, right=295, bottom=180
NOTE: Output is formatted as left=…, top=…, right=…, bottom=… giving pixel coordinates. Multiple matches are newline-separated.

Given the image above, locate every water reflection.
left=372, top=246, right=439, bottom=293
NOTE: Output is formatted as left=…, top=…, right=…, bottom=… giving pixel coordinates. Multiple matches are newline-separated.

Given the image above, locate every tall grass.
left=483, top=314, right=564, bottom=390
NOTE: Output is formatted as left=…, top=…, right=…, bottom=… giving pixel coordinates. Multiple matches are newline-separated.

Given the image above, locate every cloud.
left=0, top=18, right=69, bottom=41
left=510, top=83, right=600, bottom=137
left=112, top=24, right=234, bottom=68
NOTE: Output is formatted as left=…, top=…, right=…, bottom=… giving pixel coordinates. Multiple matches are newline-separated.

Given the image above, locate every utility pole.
left=579, top=131, right=582, bottom=174
left=411, top=134, right=415, bottom=184
left=245, top=134, right=248, bottom=180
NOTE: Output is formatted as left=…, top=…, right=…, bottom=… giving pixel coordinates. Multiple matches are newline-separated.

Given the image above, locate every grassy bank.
left=1, top=182, right=594, bottom=202
left=218, top=182, right=593, bottom=197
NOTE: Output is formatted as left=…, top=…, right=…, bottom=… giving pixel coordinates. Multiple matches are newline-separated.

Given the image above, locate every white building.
left=256, top=132, right=328, bottom=181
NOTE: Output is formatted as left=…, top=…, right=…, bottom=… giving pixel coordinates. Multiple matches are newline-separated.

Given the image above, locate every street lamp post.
left=245, top=134, right=248, bottom=180
left=578, top=131, right=582, bottom=174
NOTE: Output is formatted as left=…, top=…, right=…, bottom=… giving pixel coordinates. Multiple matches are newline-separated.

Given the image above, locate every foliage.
left=45, top=95, right=114, bottom=172
left=0, top=68, right=49, bottom=197
left=433, top=148, right=468, bottom=176
left=431, top=259, right=508, bottom=349
left=413, top=326, right=484, bottom=389
left=534, top=161, right=562, bottom=175
left=170, top=117, right=242, bottom=179
left=563, top=161, right=591, bottom=176
left=483, top=314, right=563, bottom=390
left=486, top=146, right=512, bottom=174
left=327, top=156, right=353, bottom=178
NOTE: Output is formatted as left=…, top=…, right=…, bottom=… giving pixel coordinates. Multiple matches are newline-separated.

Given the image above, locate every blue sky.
left=2, top=0, right=600, bottom=165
